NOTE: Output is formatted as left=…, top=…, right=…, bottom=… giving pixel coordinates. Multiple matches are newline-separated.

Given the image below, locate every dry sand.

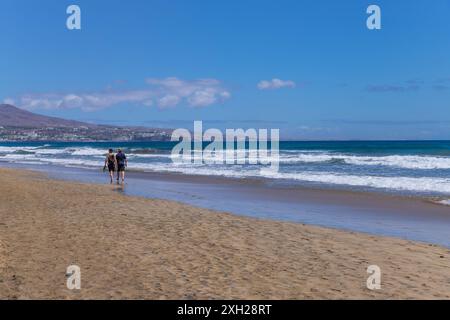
left=0, top=168, right=448, bottom=299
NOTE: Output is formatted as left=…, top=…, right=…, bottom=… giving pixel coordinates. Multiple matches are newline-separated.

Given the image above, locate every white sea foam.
left=3, top=152, right=450, bottom=194
left=0, top=147, right=108, bottom=156
left=70, top=147, right=107, bottom=156
left=2, top=144, right=450, bottom=195
left=1, top=154, right=37, bottom=160
left=128, top=153, right=172, bottom=159
left=260, top=171, right=450, bottom=194
left=0, top=146, right=68, bottom=155
left=278, top=153, right=450, bottom=170
left=3, top=146, right=448, bottom=170
left=0, top=146, right=41, bottom=153
left=342, top=155, right=450, bottom=170
left=437, top=199, right=450, bottom=206
left=34, top=148, right=67, bottom=155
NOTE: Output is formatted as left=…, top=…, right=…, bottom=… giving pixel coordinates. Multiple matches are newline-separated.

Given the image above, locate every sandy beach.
left=0, top=167, right=449, bottom=299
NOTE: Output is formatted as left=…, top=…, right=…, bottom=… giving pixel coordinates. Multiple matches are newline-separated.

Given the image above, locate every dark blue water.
left=2, top=140, right=450, bottom=154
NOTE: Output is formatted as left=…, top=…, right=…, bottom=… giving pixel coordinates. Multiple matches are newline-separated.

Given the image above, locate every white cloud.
left=257, top=78, right=296, bottom=90
left=158, top=95, right=180, bottom=108
left=146, top=77, right=230, bottom=108
left=6, top=77, right=231, bottom=112
left=3, top=98, right=16, bottom=105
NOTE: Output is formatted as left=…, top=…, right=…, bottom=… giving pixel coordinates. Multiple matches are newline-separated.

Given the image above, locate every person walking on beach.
left=115, top=148, right=128, bottom=184
left=104, top=149, right=117, bottom=184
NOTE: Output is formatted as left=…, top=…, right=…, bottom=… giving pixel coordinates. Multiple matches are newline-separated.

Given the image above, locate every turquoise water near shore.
left=1, top=140, right=450, bottom=198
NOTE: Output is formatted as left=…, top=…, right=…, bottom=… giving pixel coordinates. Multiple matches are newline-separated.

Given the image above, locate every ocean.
left=1, top=140, right=450, bottom=200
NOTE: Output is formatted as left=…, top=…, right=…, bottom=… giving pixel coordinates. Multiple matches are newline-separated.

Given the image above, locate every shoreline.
left=1, top=162, right=450, bottom=247
left=2, top=154, right=450, bottom=202
left=2, top=140, right=450, bottom=199
left=0, top=167, right=449, bottom=299
left=124, top=169, right=450, bottom=204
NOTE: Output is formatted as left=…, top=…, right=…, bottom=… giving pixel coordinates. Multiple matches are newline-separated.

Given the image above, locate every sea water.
left=1, top=140, right=450, bottom=198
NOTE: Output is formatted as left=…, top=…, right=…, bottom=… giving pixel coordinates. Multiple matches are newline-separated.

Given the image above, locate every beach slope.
left=0, top=168, right=448, bottom=299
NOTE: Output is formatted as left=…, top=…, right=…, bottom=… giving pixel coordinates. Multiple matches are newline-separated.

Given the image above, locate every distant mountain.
left=0, top=104, right=96, bottom=128
left=0, top=104, right=172, bottom=141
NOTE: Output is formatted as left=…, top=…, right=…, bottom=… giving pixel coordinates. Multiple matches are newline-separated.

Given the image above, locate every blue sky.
left=1, top=0, right=450, bottom=139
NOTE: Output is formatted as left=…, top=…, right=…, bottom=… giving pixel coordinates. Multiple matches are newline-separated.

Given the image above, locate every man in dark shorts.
left=115, top=148, right=128, bottom=184
left=104, top=149, right=117, bottom=184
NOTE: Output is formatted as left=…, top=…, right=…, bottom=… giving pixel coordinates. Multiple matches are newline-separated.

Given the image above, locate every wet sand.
left=0, top=168, right=449, bottom=299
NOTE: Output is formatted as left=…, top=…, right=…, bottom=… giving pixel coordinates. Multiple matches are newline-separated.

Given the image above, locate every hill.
left=0, top=104, right=96, bottom=128
left=0, top=104, right=172, bottom=141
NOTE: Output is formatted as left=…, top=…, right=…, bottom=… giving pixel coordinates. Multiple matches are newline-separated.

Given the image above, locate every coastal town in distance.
left=0, top=104, right=172, bottom=142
